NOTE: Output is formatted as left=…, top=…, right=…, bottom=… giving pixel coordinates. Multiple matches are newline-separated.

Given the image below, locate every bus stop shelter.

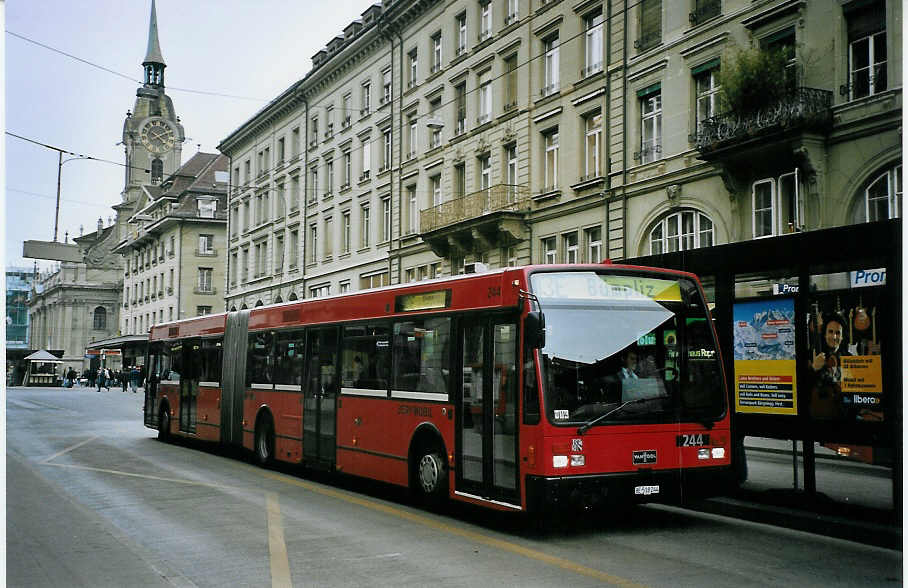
left=626, top=218, right=901, bottom=515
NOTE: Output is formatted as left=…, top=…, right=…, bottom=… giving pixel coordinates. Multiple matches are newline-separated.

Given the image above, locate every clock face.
left=140, top=119, right=176, bottom=154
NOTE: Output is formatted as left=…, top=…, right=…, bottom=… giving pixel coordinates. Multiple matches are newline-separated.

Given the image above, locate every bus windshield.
left=529, top=271, right=725, bottom=428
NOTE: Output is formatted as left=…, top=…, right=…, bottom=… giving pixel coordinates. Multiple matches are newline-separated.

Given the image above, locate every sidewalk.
left=686, top=439, right=900, bottom=550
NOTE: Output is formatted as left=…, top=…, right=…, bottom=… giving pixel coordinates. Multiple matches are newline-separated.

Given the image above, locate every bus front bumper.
left=525, top=466, right=734, bottom=512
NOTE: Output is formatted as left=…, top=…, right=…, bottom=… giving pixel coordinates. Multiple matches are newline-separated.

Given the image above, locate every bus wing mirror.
left=525, top=311, right=546, bottom=349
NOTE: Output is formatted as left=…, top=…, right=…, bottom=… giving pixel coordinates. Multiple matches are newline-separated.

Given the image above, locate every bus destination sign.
left=532, top=272, right=681, bottom=302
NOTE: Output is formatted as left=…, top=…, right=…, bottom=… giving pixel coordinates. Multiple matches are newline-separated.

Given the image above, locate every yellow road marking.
left=266, top=492, right=293, bottom=588
left=262, top=472, right=648, bottom=587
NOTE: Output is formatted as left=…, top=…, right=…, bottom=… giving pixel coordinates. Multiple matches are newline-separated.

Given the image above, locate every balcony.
left=695, top=87, right=833, bottom=161
left=419, top=184, right=530, bottom=258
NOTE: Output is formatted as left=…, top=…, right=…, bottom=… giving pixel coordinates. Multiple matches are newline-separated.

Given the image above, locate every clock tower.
left=121, top=0, right=184, bottom=207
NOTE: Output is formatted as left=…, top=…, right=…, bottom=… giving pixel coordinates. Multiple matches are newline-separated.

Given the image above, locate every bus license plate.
left=676, top=434, right=709, bottom=447
left=634, top=485, right=659, bottom=496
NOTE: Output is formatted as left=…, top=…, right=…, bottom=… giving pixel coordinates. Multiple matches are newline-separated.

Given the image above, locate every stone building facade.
left=114, top=152, right=229, bottom=331
left=219, top=0, right=901, bottom=309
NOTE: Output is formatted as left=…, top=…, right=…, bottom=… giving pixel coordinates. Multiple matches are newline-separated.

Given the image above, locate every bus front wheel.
left=415, top=446, right=448, bottom=504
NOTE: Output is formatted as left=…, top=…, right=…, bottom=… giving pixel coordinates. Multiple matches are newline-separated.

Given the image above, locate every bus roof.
left=148, top=263, right=701, bottom=341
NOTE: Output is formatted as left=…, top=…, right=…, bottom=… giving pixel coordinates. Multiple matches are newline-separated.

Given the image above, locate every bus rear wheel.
left=255, top=417, right=275, bottom=466
left=415, top=445, right=448, bottom=505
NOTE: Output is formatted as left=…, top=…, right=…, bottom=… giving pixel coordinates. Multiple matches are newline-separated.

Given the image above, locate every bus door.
left=304, top=326, right=339, bottom=466
left=179, top=339, right=199, bottom=433
left=221, top=310, right=249, bottom=446
left=144, top=343, right=161, bottom=427
left=456, top=318, right=519, bottom=504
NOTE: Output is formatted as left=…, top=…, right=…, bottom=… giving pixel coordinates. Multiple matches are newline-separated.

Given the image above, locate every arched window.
left=288, top=292, right=298, bottom=301
left=851, top=165, right=902, bottom=223
left=229, top=306, right=237, bottom=312
left=92, top=306, right=107, bottom=330
left=274, top=296, right=283, bottom=304
left=255, top=300, right=264, bottom=307
left=649, top=209, right=714, bottom=254
left=151, top=158, right=164, bottom=184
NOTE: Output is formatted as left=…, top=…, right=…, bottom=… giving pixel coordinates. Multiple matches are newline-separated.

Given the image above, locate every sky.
left=4, top=0, right=379, bottom=270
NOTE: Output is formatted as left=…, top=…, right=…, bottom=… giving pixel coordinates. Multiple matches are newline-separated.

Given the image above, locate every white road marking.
left=40, top=435, right=100, bottom=464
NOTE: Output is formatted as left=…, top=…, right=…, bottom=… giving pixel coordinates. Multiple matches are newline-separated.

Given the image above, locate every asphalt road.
left=7, top=386, right=902, bottom=587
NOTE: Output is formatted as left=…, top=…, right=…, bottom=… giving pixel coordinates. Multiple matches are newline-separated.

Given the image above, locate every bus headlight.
left=698, top=448, right=710, bottom=460
left=711, top=447, right=726, bottom=459
left=570, top=454, right=585, bottom=467
left=553, top=455, right=568, bottom=468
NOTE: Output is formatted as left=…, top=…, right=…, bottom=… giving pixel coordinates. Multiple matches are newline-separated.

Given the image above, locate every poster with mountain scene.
left=733, top=298, right=797, bottom=415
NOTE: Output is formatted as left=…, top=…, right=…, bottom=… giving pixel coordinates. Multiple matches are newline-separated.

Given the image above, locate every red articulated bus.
left=144, top=264, right=732, bottom=513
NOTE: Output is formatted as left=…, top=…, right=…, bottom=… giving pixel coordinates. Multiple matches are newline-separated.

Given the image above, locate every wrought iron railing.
left=695, top=87, right=833, bottom=153
left=420, top=184, right=529, bottom=233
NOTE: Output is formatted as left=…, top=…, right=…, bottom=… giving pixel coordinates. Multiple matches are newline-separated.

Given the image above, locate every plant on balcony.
left=718, top=46, right=792, bottom=115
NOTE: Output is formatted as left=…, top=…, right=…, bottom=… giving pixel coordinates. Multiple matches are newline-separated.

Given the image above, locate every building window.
left=323, top=217, right=334, bottom=260
left=431, top=175, right=442, bottom=207
left=543, top=128, right=559, bottom=190
left=198, top=234, right=214, bottom=254
left=290, top=175, right=300, bottom=210
left=275, top=235, right=284, bottom=273
left=503, top=246, right=518, bottom=267
left=541, top=237, right=557, bottom=264
left=382, top=197, right=391, bottom=242
left=408, top=117, right=418, bottom=159
left=197, top=306, right=212, bottom=316
left=456, top=12, right=467, bottom=55
left=361, top=81, right=371, bottom=115
left=310, top=166, right=319, bottom=202
left=340, top=281, right=351, bottom=293
left=506, top=0, right=518, bottom=24
left=309, top=224, right=318, bottom=264
left=407, top=185, right=418, bottom=235
left=455, top=82, right=467, bottom=134
left=562, top=232, right=578, bottom=264
left=382, top=68, right=392, bottom=104
left=310, top=116, right=319, bottom=145
left=432, top=32, right=443, bottom=73
left=851, top=165, right=902, bottom=223
left=291, top=127, right=300, bottom=158
left=639, top=90, right=662, bottom=164
left=750, top=170, right=803, bottom=237
left=584, top=9, right=603, bottom=77
left=504, top=54, right=518, bottom=109
left=694, top=64, right=721, bottom=132
left=637, top=0, right=662, bottom=51
left=289, top=230, right=299, bottom=268
left=405, top=268, right=416, bottom=283
left=478, top=154, right=491, bottom=192
left=584, top=112, right=602, bottom=179
left=277, top=137, right=285, bottom=164
left=343, top=150, right=352, bottom=189
left=254, top=241, right=266, bottom=277
left=360, top=271, right=389, bottom=290
left=505, top=143, right=518, bottom=197
left=454, top=163, right=466, bottom=198
left=310, top=284, right=330, bottom=298
left=342, top=94, right=352, bottom=127
left=325, top=159, right=334, bottom=195
left=477, top=70, right=492, bottom=124
left=585, top=226, right=602, bottom=262
left=752, top=180, right=774, bottom=238
left=92, top=306, right=107, bottom=330
left=361, top=204, right=371, bottom=248
left=408, top=48, right=419, bottom=88
left=846, top=1, right=887, bottom=100
left=148, top=158, right=163, bottom=185
left=479, top=1, right=492, bottom=41
left=198, top=268, right=213, bottom=292
left=650, top=209, right=714, bottom=254
left=429, top=98, right=442, bottom=148
left=342, top=211, right=351, bottom=253
left=542, top=35, right=559, bottom=96
left=382, top=128, right=392, bottom=170
left=242, top=248, right=249, bottom=281
left=361, top=140, right=371, bottom=177
left=275, top=183, right=286, bottom=218
left=198, top=199, right=216, bottom=218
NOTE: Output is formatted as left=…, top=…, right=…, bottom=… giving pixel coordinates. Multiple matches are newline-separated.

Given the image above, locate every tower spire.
left=142, top=0, right=166, bottom=87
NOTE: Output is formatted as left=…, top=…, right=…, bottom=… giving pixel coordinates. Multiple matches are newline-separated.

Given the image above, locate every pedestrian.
left=129, top=366, right=140, bottom=394
left=104, top=367, right=111, bottom=390
left=120, top=369, right=128, bottom=392
left=96, top=367, right=104, bottom=391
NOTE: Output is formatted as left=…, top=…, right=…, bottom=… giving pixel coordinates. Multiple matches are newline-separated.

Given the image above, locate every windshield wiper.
left=577, top=396, right=667, bottom=435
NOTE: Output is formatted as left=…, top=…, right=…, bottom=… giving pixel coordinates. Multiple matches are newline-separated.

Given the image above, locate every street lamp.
left=54, top=153, right=90, bottom=242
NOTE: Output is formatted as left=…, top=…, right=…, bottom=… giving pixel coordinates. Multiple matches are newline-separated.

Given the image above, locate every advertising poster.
left=807, top=287, right=884, bottom=422
left=733, top=298, right=797, bottom=415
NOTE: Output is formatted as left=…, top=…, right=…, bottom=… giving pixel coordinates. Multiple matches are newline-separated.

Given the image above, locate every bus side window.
left=247, top=332, right=274, bottom=386
left=200, top=339, right=222, bottom=383
left=392, top=317, right=451, bottom=396
left=169, top=343, right=183, bottom=381
left=274, top=330, right=305, bottom=387
left=342, top=324, right=390, bottom=391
